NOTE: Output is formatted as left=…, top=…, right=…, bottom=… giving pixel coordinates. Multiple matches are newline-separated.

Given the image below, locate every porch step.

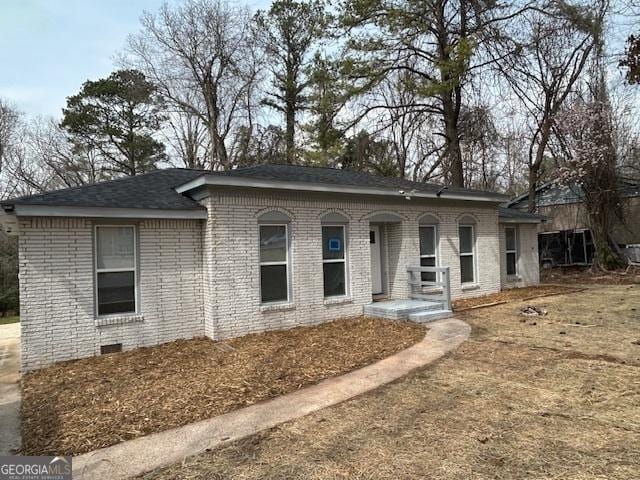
left=364, top=299, right=445, bottom=321
left=408, top=309, right=454, bottom=323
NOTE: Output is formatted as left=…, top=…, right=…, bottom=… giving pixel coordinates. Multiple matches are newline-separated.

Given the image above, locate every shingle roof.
left=498, top=207, right=546, bottom=222
left=507, top=178, right=640, bottom=208
left=2, top=169, right=206, bottom=211
left=208, top=164, right=507, bottom=200
left=1, top=164, right=509, bottom=212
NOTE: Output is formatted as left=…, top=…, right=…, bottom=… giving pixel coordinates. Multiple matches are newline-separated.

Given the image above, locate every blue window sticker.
left=328, top=237, right=342, bottom=252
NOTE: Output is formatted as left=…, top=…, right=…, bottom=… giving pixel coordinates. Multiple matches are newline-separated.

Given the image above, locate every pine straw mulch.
left=452, top=285, right=582, bottom=311
left=541, top=265, right=640, bottom=285
left=143, top=286, right=640, bottom=480
left=21, top=316, right=425, bottom=457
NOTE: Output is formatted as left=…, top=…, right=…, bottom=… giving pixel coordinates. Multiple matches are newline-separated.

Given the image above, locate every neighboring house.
left=0, top=165, right=543, bottom=371
left=508, top=179, right=640, bottom=266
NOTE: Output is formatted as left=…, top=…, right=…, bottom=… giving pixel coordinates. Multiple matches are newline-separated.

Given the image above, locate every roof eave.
left=499, top=217, right=544, bottom=224
left=175, top=174, right=508, bottom=203
left=8, top=205, right=208, bottom=219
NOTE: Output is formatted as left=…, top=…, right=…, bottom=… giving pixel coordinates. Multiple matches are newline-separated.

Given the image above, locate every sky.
left=0, top=0, right=269, bottom=119
left=0, top=1, right=635, bottom=121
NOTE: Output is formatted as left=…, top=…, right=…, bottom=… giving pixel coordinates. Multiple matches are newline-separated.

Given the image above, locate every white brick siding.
left=202, top=188, right=504, bottom=340
left=499, top=223, right=540, bottom=289
left=17, top=190, right=540, bottom=370
left=18, top=217, right=204, bottom=371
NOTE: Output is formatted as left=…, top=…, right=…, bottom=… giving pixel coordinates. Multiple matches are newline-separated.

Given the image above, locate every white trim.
left=499, top=217, right=542, bottom=224
left=258, top=223, right=291, bottom=305
left=175, top=175, right=206, bottom=193
left=175, top=175, right=507, bottom=203
left=419, top=224, right=438, bottom=264
left=94, top=225, right=138, bottom=317
left=419, top=224, right=439, bottom=282
left=459, top=224, right=476, bottom=284
left=322, top=224, right=349, bottom=299
left=13, top=205, right=207, bottom=219
left=505, top=226, right=518, bottom=276
left=369, top=225, right=383, bottom=295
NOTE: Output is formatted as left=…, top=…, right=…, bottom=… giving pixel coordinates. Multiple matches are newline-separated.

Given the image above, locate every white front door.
left=370, top=226, right=383, bottom=294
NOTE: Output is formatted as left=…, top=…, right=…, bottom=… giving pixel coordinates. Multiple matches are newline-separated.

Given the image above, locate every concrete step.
left=364, top=299, right=445, bottom=321
left=408, top=309, right=454, bottom=323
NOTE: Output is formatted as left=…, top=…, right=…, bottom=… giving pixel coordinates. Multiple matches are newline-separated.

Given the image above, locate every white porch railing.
left=407, top=266, right=452, bottom=311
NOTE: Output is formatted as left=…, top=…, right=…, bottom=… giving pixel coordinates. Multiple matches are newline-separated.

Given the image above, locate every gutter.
left=1, top=205, right=208, bottom=220
left=498, top=217, right=545, bottom=224
left=175, top=175, right=509, bottom=203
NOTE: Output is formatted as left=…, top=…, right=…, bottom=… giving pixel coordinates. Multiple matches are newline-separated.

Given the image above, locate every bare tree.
left=163, top=107, right=210, bottom=169
left=500, top=117, right=531, bottom=196
left=340, top=0, right=535, bottom=187
left=1, top=118, right=107, bottom=198
left=0, top=99, right=20, bottom=175
left=459, top=104, right=502, bottom=190
left=496, top=1, right=603, bottom=211
left=124, top=0, right=263, bottom=170
left=340, top=69, right=444, bottom=180
left=378, top=73, right=433, bottom=179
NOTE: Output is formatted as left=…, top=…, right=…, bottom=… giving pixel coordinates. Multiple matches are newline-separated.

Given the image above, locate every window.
left=95, top=226, right=137, bottom=316
left=505, top=227, right=518, bottom=276
left=259, top=224, right=290, bottom=303
left=419, top=225, right=437, bottom=282
left=322, top=225, right=346, bottom=297
left=459, top=225, right=475, bottom=284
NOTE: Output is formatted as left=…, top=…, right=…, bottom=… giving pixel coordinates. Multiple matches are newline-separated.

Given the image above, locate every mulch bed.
left=541, top=265, right=640, bottom=285
left=21, top=316, right=424, bottom=456
left=452, top=285, right=582, bottom=311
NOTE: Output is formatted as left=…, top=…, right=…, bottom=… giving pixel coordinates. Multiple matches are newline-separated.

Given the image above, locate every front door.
left=370, top=226, right=383, bottom=294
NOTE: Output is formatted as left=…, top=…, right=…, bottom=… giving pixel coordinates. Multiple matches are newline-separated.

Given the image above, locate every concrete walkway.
left=0, top=322, right=21, bottom=456
left=73, top=318, right=471, bottom=480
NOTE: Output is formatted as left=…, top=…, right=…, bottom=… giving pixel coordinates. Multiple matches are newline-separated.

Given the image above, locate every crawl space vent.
left=100, top=343, right=123, bottom=355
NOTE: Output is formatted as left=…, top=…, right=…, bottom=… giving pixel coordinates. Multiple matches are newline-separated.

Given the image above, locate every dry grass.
left=21, top=316, right=424, bottom=456
left=452, top=285, right=581, bottom=311
left=145, top=286, right=640, bottom=480
left=541, top=265, right=640, bottom=285
left=0, top=315, right=19, bottom=325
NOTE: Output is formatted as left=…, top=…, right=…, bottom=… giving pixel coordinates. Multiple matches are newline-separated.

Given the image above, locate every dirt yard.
left=541, top=265, right=640, bottom=285
left=452, top=285, right=581, bottom=311
left=21, top=317, right=424, bottom=456
left=144, top=285, right=640, bottom=480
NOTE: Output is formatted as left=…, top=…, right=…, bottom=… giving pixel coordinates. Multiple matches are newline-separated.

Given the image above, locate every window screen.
left=506, top=227, right=518, bottom=276
left=459, top=225, right=475, bottom=283
left=419, top=226, right=437, bottom=282
left=259, top=225, right=289, bottom=303
left=95, top=226, right=136, bottom=316
left=322, top=225, right=346, bottom=297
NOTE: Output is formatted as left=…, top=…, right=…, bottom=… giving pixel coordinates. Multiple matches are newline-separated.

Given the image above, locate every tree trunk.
left=527, top=165, right=537, bottom=213
left=588, top=208, right=621, bottom=270
left=443, top=96, right=464, bottom=187
left=285, top=61, right=296, bottom=164
left=442, top=92, right=464, bottom=187
left=285, top=101, right=295, bottom=164
left=527, top=120, right=552, bottom=212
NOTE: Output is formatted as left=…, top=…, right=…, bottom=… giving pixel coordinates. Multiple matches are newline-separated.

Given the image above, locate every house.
left=0, top=165, right=543, bottom=371
left=508, top=179, right=640, bottom=266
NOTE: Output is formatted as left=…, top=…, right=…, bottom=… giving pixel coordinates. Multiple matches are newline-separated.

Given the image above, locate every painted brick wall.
left=203, top=188, right=504, bottom=340
left=18, top=193, right=537, bottom=370
left=499, top=222, right=540, bottom=289
left=18, top=217, right=204, bottom=371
